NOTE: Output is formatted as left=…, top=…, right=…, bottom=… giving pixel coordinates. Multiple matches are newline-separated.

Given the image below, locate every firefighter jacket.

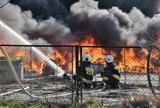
left=81, top=61, right=94, bottom=84
left=101, top=63, right=120, bottom=82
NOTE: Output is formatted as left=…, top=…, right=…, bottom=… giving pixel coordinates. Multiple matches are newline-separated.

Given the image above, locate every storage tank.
left=0, top=56, right=24, bottom=84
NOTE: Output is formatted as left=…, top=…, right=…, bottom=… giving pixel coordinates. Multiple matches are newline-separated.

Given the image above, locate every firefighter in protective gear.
left=81, top=54, right=94, bottom=89
left=73, top=54, right=94, bottom=89
left=101, top=54, right=120, bottom=90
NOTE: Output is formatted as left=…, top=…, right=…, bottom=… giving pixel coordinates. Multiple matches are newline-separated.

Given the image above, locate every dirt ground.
left=0, top=73, right=159, bottom=107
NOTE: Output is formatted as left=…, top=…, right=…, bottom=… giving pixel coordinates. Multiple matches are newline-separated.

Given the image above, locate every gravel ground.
left=0, top=73, right=159, bottom=107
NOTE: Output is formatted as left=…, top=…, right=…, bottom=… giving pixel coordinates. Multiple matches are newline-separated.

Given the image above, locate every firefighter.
left=101, top=54, right=120, bottom=90
left=80, top=53, right=94, bottom=89
left=63, top=54, right=94, bottom=89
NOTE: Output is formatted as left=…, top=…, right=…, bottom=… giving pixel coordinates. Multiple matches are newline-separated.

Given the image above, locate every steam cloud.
left=1, top=0, right=160, bottom=46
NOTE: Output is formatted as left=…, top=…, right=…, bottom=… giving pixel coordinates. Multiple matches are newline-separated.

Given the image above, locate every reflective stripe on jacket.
left=85, top=67, right=94, bottom=75
left=103, top=77, right=109, bottom=81
left=82, top=77, right=92, bottom=83
left=112, top=74, right=120, bottom=80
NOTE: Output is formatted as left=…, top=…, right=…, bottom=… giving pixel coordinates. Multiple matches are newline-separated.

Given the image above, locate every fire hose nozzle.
left=62, top=73, right=71, bottom=81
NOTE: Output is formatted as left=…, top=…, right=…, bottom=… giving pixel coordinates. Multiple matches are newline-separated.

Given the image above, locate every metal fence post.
left=124, top=48, right=127, bottom=100
left=71, top=47, right=74, bottom=103
left=29, top=46, right=32, bottom=102
left=75, top=45, right=79, bottom=102
left=80, top=46, right=83, bottom=103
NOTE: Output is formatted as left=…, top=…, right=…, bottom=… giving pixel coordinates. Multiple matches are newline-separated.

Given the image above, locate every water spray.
left=0, top=0, right=9, bottom=8
left=0, top=20, right=67, bottom=99
left=0, top=46, right=72, bottom=99
left=0, top=20, right=65, bottom=76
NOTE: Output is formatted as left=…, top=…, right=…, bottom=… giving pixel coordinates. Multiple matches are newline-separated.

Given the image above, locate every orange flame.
left=1, top=33, right=160, bottom=74
left=73, top=35, right=148, bottom=73
left=118, top=48, right=147, bottom=73
left=24, top=60, right=45, bottom=74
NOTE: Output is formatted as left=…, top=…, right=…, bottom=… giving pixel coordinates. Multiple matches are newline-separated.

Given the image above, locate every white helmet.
left=82, top=54, right=90, bottom=62
left=105, top=55, right=114, bottom=63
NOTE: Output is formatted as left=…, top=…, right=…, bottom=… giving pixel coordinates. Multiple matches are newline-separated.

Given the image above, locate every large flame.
left=0, top=48, right=45, bottom=74
left=1, top=33, right=160, bottom=74
left=118, top=48, right=147, bottom=73
left=47, top=49, right=73, bottom=72
left=72, top=35, right=148, bottom=73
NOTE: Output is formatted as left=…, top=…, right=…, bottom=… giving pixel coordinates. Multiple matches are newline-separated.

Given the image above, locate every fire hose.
left=0, top=46, right=75, bottom=99
left=0, top=20, right=72, bottom=99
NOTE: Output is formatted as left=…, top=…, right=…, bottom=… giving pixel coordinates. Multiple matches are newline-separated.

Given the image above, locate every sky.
left=0, top=0, right=160, bottom=46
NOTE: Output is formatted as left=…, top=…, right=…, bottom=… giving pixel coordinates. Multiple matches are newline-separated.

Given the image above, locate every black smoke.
left=10, top=0, right=160, bottom=19
left=67, top=12, right=125, bottom=46
left=97, top=0, right=160, bottom=17
left=59, top=0, right=79, bottom=11
left=10, top=0, right=68, bottom=20
left=2, top=0, right=160, bottom=47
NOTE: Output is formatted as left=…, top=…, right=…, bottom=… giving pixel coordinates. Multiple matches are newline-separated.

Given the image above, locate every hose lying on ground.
left=0, top=86, right=29, bottom=97
left=0, top=46, right=76, bottom=99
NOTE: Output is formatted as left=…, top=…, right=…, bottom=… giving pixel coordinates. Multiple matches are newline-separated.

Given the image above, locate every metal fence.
left=79, top=46, right=151, bottom=107
left=0, top=45, right=159, bottom=107
left=0, top=45, right=75, bottom=105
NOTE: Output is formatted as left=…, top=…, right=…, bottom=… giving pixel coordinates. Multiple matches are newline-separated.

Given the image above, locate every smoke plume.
left=0, top=0, right=71, bottom=45
left=10, top=0, right=68, bottom=20
left=98, top=0, right=160, bottom=17
left=0, top=0, right=160, bottom=46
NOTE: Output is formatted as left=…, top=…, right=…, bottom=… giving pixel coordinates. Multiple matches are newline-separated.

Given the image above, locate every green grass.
left=1, top=95, right=159, bottom=108
left=0, top=100, right=47, bottom=108
left=72, top=98, right=102, bottom=108
left=29, top=102, right=48, bottom=108
left=0, top=99, right=102, bottom=108
left=0, top=100, right=25, bottom=108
